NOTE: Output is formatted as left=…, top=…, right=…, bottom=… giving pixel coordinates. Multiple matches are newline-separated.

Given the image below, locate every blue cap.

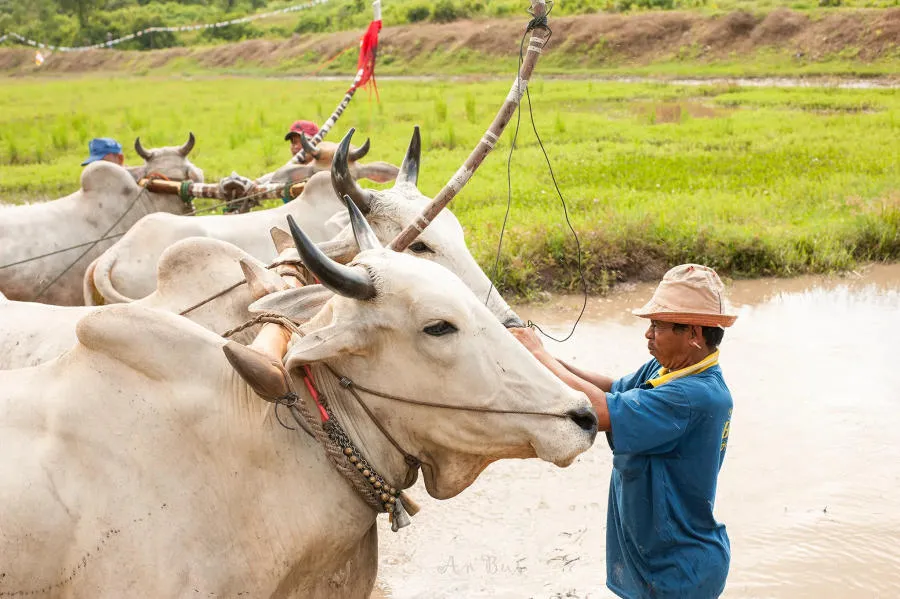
left=82, top=137, right=123, bottom=166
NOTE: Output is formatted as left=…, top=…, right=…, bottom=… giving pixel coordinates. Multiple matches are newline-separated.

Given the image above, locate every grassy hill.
left=2, top=0, right=898, bottom=52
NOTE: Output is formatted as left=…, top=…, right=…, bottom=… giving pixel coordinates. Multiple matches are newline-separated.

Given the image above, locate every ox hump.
left=156, top=237, right=252, bottom=290
left=80, top=161, right=140, bottom=197
left=75, top=304, right=225, bottom=380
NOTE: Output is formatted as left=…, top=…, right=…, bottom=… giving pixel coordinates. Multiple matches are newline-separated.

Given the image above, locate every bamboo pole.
left=389, top=0, right=549, bottom=252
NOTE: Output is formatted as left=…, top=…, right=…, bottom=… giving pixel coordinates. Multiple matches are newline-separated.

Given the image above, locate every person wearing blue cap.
left=81, top=138, right=124, bottom=167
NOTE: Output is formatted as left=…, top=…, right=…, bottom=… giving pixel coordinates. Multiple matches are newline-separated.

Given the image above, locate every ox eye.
left=423, top=321, right=458, bottom=337
left=409, top=241, right=434, bottom=254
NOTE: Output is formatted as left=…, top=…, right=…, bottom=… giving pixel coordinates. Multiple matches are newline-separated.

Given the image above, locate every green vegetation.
left=2, top=0, right=898, bottom=52
left=1, top=76, right=898, bottom=294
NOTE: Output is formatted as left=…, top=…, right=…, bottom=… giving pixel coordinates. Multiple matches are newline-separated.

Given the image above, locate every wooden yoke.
left=138, top=178, right=307, bottom=203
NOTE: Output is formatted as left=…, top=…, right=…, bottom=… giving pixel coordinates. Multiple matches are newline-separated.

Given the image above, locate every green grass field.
left=1, top=75, right=898, bottom=294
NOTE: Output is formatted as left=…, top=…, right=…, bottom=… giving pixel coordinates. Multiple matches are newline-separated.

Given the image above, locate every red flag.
left=352, top=19, right=382, bottom=97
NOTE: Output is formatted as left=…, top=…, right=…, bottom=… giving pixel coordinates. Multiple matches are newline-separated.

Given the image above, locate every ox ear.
left=270, top=227, right=294, bottom=254
left=353, top=161, right=400, bottom=184
left=239, top=258, right=290, bottom=300
left=223, top=341, right=292, bottom=403
left=249, top=285, right=334, bottom=322
left=270, top=164, right=315, bottom=185
left=284, top=319, right=364, bottom=368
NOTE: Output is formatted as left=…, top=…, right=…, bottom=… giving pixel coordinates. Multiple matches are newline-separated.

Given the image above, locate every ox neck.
left=305, top=362, right=416, bottom=494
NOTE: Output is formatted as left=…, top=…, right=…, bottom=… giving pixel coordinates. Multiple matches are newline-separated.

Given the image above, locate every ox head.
left=267, top=133, right=399, bottom=186
left=241, top=200, right=597, bottom=500
left=327, top=128, right=524, bottom=327
left=129, top=132, right=204, bottom=183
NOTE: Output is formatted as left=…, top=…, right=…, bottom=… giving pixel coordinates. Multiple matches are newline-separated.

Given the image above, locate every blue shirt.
left=605, top=358, right=732, bottom=599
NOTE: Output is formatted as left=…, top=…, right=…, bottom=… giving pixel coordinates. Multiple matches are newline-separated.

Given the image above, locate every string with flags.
left=0, top=0, right=331, bottom=53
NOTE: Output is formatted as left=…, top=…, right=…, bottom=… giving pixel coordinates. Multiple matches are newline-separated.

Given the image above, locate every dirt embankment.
left=1, top=8, right=898, bottom=75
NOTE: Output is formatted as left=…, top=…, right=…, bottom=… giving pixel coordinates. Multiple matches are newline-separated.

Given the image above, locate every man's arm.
left=509, top=328, right=611, bottom=431
left=559, top=360, right=614, bottom=393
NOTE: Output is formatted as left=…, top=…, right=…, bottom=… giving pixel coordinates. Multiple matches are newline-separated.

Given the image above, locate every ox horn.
left=395, top=126, right=420, bottom=187
left=348, top=138, right=371, bottom=162
left=331, top=128, right=373, bottom=214
left=178, top=132, right=196, bottom=157
left=134, top=137, right=152, bottom=161
left=342, top=194, right=381, bottom=252
left=287, top=214, right=376, bottom=300
left=299, top=132, right=320, bottom=159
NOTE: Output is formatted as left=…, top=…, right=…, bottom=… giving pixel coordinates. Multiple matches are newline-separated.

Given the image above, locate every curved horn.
left=299, top=132, right=320, bottom=158
left=395, top=126, right=420, bottom=187
left=342, top=194, right=381, bottom=252
left=331, top=128, right=373, bottom=214
left=134, top=137, right=152, bottom=161
left=287, top=215, right=375, bottom=300
left=178, top=132, right=196, bottom=157
left=348, top=138, right=371, bottom=162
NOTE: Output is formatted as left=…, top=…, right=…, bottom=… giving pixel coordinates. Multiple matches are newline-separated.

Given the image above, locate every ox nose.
left=566, top=406, right=598, bottom=433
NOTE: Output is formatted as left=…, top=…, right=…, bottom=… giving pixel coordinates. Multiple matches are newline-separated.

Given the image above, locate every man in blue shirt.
left=511, top=263, right=737, bottom=599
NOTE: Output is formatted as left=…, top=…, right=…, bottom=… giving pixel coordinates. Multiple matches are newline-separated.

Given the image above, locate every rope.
left=178, top=255, right=309, bottom=318
left=485, top=1, right=588, bottom=343
left=32, top=186, right=150, bottom=300
left=179, top=279, right=245, bottom=316
left=0, top=233, right=125, bottom=270
left=221, top=313, right=304, bottom=339
left=323, top=363, right=569, bottom=419
left=225, top=313, right=387, bottom=512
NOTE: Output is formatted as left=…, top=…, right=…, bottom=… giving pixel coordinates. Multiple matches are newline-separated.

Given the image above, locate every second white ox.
left=0, top=236, right=295, bottom=369
left=86, top=128, right=524, bottom=328
left=0, top=208, right=597, bottom=597
left=0, top=134, right=203, bottom=306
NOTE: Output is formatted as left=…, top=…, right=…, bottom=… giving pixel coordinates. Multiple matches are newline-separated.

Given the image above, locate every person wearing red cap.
left=284, top=120, right=320, bottom=158
left=511, top=264, right=738, bottom=599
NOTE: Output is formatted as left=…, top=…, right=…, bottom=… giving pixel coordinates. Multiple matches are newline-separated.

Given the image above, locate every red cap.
left=284, top=120, right=319, bottom=141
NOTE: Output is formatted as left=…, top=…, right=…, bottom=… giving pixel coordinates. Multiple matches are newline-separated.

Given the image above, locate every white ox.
left=85, top=135, right=398, bottom=304
left=0, top=134, right=203, bottom=306
left=0, top=210, right=597, bottom=597
left=86, top=128, right=524, bottom=328
left=0, top=235, right=295, bottom=369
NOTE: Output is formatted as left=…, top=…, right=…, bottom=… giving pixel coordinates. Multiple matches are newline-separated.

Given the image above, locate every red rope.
left=303, top=365, right=330, bottom=422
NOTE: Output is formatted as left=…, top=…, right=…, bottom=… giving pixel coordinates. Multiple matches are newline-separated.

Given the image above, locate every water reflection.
left=375, top=265, right=900, bottom=599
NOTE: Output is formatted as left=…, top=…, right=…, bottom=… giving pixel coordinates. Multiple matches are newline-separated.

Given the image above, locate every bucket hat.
left=81, top=137, right=123, bottom=166
left=633, top=264, right=738, bottom=328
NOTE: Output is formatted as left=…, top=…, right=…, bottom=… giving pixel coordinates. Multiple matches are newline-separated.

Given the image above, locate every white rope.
left=0, top=0, right=330, bottom=53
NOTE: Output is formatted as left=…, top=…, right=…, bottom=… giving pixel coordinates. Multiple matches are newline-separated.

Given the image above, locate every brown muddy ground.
left=1, top=8, right=898, bottom=75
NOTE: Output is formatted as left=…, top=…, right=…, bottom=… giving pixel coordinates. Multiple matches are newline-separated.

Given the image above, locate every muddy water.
left=373, top=264, right=900, bottom=599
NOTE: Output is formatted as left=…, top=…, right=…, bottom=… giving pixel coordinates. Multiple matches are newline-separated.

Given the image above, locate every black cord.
left=486, top=2, right=588, bottom=343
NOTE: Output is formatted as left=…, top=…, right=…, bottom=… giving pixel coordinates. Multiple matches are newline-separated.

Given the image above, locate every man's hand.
left=219, top=172, right=259, bottom=213
left=509, top=326, right=545, bottom=355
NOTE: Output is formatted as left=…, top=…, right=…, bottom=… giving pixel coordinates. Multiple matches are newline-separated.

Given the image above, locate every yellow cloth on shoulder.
left=648, top=350, right=720, bottom=388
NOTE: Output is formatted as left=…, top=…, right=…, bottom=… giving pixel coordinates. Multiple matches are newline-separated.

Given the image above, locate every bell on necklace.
left=390, top=497, right=412, bottom=532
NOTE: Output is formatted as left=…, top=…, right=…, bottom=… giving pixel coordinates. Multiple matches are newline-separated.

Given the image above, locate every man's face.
left=102, top=153, right=124, bottom=166
left=288, top=134, right=303, bottom=158
left=645, top=320, right=695, bottom=369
